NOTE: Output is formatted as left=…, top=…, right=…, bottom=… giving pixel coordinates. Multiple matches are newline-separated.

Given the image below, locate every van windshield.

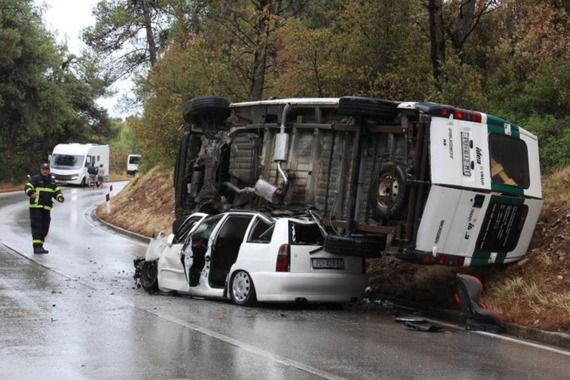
left=129, top=156, right=141, bottom=164
left=51, top=154, right=85, bottom=169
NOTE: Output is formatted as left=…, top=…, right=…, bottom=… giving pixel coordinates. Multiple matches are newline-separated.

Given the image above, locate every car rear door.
left=288, top=220, right=363, bottom=274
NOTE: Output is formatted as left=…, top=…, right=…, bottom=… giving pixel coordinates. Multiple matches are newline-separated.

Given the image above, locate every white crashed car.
left=135, top=211, right=367, bottom=305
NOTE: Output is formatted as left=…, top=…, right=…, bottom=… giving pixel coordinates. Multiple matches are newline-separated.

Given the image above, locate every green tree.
left=0, top=0, right=112, bottom=181
left=83, top=0, right=170, bottom=80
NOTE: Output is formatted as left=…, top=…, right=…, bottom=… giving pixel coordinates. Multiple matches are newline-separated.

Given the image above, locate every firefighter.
left=24, top=163, right=64, bottom=254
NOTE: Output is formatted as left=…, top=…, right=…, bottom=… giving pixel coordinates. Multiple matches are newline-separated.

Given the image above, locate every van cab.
left=127, top=154, right=141, bottom=175
left=173, top=96, right=542, bottom=267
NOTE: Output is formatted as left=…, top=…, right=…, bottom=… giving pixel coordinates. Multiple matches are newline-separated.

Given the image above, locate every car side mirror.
left=166, top=234, right=175, bottom=247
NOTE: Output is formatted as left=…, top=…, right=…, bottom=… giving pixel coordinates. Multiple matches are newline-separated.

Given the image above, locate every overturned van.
left=173, top=96, right=542, bottom=267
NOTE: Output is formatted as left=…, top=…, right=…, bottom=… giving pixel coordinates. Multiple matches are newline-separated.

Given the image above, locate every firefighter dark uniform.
left=24, top=164, right=64, bottom=254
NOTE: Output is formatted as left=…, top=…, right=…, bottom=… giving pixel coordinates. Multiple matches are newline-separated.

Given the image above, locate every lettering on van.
left=464, top=208, right=476, bottom=240
left=434, top=219, right=445, bottom=244
left=448, top=128, right=454, bottom=159
left=476, top=146, right=485, bottom=186
left=461, top=132, right=471, bottom=176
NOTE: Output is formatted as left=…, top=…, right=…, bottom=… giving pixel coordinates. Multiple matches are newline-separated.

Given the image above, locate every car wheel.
left=370, top=162, right=407, bottom=220
left=81, top=177, right=86, bottom=187
left=324, top=235, right=385, bottom=258
left=338, top=96, right=399, bottom=120
left=182, top=96, right=231, bottom=126
left=140, top=261, right=159, bottom=292
left=230, top=271, right=257, bottom=306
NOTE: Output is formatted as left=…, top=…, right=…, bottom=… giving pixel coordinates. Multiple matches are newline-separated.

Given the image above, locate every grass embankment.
left=98, top=165, right=570, bottom=332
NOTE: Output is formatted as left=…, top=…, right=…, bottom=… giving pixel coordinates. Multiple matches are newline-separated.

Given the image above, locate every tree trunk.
left=428, top=0, right=445, bottom=89
left=248, top=0, right=271, bottom=101
left=141, top=0, right=157, bottom=66
left=451, top=0, right=476, bottom=59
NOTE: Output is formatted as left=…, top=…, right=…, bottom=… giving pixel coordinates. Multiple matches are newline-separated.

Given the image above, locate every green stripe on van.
left=490, top=183, right=524, bottom=196
left=496, top=252, right=507, bottom=264
left=471, top=251, right=490, bottom=266
left=487, top=115, right=520, bottom=138
left=470, top=251, right=508, bottom=266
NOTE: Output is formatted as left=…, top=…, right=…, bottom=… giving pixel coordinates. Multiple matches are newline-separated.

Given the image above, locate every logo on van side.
left=448, top=128, right=454, bottom=159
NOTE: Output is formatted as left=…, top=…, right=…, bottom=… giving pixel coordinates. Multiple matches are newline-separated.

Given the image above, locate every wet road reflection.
left=1, top=185, right=569, bottom=379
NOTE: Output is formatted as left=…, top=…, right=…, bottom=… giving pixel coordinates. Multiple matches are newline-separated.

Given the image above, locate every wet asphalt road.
left=1, top=184, right=570, bottom=379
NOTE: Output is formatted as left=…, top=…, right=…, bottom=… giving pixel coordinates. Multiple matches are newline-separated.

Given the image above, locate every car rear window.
left=289, top=222, right=323, bottom=245
left=489, top=134, right=530, bottom=189
left=247, top=218, right=275, bottom=243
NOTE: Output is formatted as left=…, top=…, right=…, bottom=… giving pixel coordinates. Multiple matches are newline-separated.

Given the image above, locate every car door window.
left=173, top=215, right=203, bottom=244
left=247, top=218, right=275, bottom=243
left=183, top=215, right=223, bottom=249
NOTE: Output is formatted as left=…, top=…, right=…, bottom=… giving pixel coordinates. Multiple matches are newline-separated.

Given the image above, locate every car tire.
left=324, top=235, right=385, bottom=258
left=339, top=96, right=399, bottom=120
left=182, top=96, right=231, bottom=126
left=230, top=270, right=257, bottom=306
left=140, top=261, right=159, bottom=292
left=370, top=162, right=407, bottom=220
left=81, top=177, right=86, bottom=187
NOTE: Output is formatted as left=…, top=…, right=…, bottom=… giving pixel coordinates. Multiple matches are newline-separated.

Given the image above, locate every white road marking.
left=416, top=316, right=570, bottom=357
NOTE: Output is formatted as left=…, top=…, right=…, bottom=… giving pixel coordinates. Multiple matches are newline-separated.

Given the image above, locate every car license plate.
left=312, top=258, right=344, bottom=270
left=461, top=132, right=471, bottom=177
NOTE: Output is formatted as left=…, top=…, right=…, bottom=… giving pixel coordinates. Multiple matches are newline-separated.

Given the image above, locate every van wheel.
left=81, top=177, right=86, bottom=187
left=370, top=162, right=407, bottom=220
left=183, top=96, right=231, bottom=127
left=324, top=235, right=385, bottom=258
left=230, top=271, right=257, bottom=306
left=141, top=261, right=159, bottom=292
left=338, top=97, right=399, bottom=120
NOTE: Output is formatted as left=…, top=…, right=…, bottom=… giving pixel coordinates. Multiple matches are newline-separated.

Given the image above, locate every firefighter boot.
left=33, top=245, right=49, bottom=254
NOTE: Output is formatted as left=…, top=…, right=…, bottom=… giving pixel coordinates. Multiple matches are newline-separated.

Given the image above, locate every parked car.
left=135, top=211, right=367, bottom=305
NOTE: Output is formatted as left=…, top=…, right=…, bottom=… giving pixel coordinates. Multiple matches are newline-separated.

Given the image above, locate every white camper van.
left=126, top=154, right=141, bottom=175
left=50, top=143, right=110, bottom=186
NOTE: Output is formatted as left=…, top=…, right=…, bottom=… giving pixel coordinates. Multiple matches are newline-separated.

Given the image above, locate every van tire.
left=339, top=97, right=399, bottom=120
left=370, top=162, right=407, bottom=220
left=183, top=96, right=231, bottom=126
left=324, top=235, right=385, bottom=258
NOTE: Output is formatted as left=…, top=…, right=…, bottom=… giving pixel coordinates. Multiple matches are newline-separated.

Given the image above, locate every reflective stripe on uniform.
left=25, top=183, right=35, bottom=195
left=29, top=204, right=52, bottom=210
left=35, top=187, right=55, bottom=193
left=33, top=239, right=44, bottom=244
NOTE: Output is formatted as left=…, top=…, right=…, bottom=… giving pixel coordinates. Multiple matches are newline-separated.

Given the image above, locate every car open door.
left=182, top=214, right=224, bottom=287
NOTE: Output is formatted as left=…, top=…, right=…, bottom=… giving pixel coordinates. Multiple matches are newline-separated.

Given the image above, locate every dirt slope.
left=96, top=167, right=175, bottom=237
left=97, top=165, right=570, bottom=332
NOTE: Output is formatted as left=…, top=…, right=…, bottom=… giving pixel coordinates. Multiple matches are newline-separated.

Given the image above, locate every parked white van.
left=174, top=96, right=542, bottom=267
left=50, top=143, right=110, bottom=186
left=127, top=154, right=141, bottom=175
